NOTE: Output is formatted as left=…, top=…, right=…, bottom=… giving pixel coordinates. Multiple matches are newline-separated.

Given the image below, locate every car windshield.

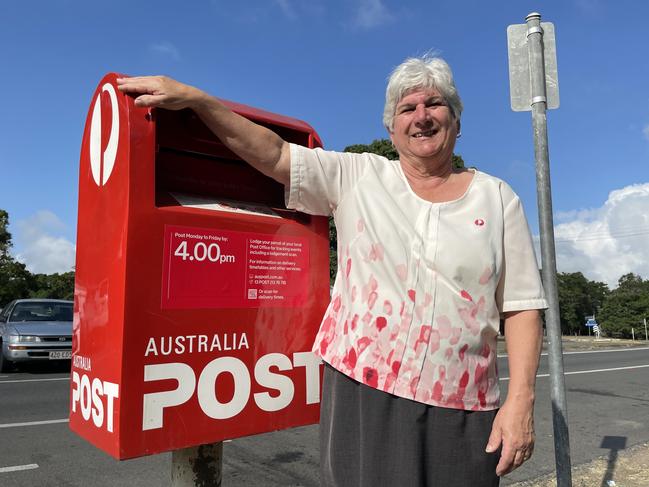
left=9, top=302, right=73, bottom=322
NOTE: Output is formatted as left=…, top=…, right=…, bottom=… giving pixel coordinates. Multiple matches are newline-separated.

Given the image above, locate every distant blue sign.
left=585, top=318, right=598, bottom=327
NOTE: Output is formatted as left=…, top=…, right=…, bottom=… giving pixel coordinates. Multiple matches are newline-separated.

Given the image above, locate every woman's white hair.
left=383, top=55, right=463, bottom=132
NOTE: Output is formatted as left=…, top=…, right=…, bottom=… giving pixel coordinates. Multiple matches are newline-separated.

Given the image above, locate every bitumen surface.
left=0, top=337, right=647, bottom=486
left=502, top=336, right=649, bottom=487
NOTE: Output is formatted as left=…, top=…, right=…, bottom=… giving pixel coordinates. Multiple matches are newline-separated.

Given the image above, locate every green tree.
left=343, top=138, right=465, bottom=169
left=0, top=260, right=33, bottom=307
left=451, top=153, right=465, bottom=170
left=344, top=139, right=399, bottom=160
left=0, top=209, right=75, bottom=305
left=556, top=272, right=609, bottom=335
left=585, top=279, right=609, bottom=316
left=0, top=210, right=12, bottom=259
left=29, top=272, right=75, bottom=301
left=598, top=273, right=649, bottom=338
left=0, top=210, right=34, bottom=306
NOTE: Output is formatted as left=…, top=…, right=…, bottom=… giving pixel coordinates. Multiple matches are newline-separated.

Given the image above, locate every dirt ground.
left=497, top=335, right=649, bottom=355
left=546, top=336, right=649, bottom=353
left=509, top=441, right=649, bottom=487
left=502, top=337, right=649, bottom=486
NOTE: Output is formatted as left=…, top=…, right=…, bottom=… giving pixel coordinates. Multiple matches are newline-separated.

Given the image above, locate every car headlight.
left=9, top=335, right=41, bottom=343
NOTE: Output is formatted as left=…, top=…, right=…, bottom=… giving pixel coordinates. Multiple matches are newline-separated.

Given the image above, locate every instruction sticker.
left=161, top=225, right=309, bottom=309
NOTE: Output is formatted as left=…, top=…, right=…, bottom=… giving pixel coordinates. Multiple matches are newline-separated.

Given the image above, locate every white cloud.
left=14, top=211, right=75, bottom=275
left=554, top=207, right=599, bottom=223
left=274, top=0, right=297, bottom=20
left=352, top=0, right=393, bottom=30
left=541, top=183, right=649, bottom=288
left=209, top=1, right=324, bottom=24
left=149, top=41, right=181, bottom=61
left=643, top=124, right=649, bottom=141
left=575, top=0, right=604, bottom=15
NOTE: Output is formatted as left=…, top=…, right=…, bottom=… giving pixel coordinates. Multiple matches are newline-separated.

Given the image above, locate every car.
left=0, top=298, right=73, bottom=372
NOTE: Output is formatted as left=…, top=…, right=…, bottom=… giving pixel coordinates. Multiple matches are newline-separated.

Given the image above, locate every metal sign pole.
left=171, top=442, right=223, bottom=486
left=524, top=12, right=573, bottom=487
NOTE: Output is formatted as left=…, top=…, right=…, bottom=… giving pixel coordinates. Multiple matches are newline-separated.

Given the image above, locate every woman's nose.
left=413, top=104, right=429, bottom=122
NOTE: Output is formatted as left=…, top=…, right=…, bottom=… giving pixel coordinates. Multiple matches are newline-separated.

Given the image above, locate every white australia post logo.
left=89, top=83, right=120, bottom=187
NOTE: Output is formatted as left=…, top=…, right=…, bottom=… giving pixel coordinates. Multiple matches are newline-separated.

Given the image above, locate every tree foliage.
left=0, top=210, right=12, bottom=259
left=0, top=209, right=75, bottom=307
left=343, top=138, right=465, bottom=169
left=29, top=272, right=75, bottom=301
left=344, top=139, right=399, bottom=160
left=0, top=260, right=33, bottom=306
left=555, top=272, right=649, bottom=338
left=598, top=273, right=649, bottom=338
left=0, top=210, right=31, bottom=305
left=557, top=272, right=609, bottom=335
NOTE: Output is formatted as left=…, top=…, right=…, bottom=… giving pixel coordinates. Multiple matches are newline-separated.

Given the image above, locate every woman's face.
left=389, top=87, right=459, bottom=165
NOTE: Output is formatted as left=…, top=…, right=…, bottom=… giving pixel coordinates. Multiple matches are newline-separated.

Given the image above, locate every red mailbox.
left=70, top=73, right=329, bottom=459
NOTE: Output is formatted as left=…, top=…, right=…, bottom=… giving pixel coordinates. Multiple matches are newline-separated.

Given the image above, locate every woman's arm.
left=116, top=76, right=290, bottom=186
left=486, top=309, right=542, bottom=476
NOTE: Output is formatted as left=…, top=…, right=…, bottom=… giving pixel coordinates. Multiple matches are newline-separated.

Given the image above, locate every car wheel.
left=0, top=347, right=14, bottom=373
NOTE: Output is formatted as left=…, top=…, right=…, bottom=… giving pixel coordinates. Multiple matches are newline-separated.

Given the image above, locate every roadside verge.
left=509, top=441, right=649, bottom=487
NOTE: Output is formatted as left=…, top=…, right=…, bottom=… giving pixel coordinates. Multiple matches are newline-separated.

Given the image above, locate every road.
left=0, top=347, right=647, bottom=486
left=501, top=346, right=649, bottom=485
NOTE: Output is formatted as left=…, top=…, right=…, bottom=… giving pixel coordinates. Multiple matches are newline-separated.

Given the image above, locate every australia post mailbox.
left=69, top=73, right=329, bottom=459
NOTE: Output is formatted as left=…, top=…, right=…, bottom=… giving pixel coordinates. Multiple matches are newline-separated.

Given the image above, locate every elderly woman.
left=118, top=55, right=546, bottom=487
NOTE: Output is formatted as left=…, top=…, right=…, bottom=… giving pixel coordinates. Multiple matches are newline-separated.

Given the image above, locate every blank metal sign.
left=507, top=22, right=559, bottom=112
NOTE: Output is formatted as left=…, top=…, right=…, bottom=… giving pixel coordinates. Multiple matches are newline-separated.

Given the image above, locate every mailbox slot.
left=154, top=108, right=308, bottom=211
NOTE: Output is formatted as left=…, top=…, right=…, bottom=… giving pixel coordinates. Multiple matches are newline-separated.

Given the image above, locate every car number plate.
left=49, top=351, right=72, bottom=360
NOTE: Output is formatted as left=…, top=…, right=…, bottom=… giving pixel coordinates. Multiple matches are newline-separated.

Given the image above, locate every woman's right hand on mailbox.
left=116, top=76, right=206, bottom=111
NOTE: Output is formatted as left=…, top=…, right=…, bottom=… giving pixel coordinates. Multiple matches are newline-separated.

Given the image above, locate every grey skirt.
left=320, top=364, right=500, bottom=487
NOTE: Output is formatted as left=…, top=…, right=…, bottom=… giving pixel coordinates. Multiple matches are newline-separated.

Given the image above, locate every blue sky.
left=1, top=0, right=648, bottom=288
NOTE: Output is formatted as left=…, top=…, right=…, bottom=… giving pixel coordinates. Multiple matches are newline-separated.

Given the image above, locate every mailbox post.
left=171, top=443, right=223, bottom=486
left=70, top=73, right=329, bottom=469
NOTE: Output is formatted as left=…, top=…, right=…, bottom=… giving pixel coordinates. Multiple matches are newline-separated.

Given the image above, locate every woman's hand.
left=116, top=76, right=206, bottom=110
left=489, top=309, right=541, bottom=476
left=485, top=397, right=535, bottom=476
